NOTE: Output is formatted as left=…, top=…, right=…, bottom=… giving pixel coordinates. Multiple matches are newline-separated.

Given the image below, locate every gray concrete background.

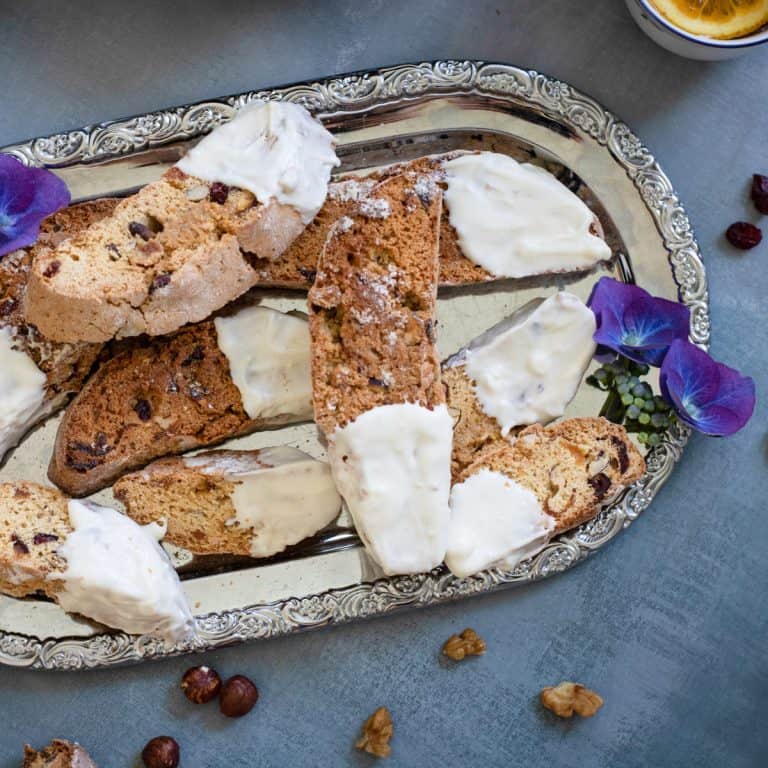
left=1, top=1, right=767, bottom=766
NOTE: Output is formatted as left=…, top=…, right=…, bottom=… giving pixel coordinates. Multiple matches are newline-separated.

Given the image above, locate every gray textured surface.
left=1, top=1, right=767, bottom=766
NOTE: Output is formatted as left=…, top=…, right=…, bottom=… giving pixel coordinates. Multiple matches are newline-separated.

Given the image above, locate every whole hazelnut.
left=219, top=674, right=259, bottom=717
left=181, top=664, right=221, bottom=704
left=141, top=736, right=179, bottom=768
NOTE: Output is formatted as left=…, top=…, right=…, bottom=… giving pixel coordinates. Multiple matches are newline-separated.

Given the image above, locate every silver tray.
left=0, top=61, right=708, bottom=670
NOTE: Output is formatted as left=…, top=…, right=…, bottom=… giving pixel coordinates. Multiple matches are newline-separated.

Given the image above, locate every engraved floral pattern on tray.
left=0, top=61, right=708, bottom=669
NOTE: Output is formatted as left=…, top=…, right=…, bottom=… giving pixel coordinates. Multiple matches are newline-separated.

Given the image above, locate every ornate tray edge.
left=0, top=60, right=708, bottom=670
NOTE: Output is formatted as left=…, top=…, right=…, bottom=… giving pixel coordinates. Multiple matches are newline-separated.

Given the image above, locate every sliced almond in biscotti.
left=446, top=417, right=645, bottom=577
left=0, top=481, right=193, bottom=640
left=114, top=447, right=341, bottom=557
left=0, top=199, right=117, bottom=462
left=48, top=304, right=313, bottom=496
left=309, top=173, right=452, bottom=576
left=443, top=292, right=597, bottom=481
left=25, top=102, right=339, bottom=343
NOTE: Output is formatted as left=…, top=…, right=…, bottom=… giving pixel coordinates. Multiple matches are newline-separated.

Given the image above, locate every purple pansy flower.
left=0, top=154, right=70, bottom=258
left=587, top=277, right=690, bottom=366
left=660, top=339, right=755, bottom=437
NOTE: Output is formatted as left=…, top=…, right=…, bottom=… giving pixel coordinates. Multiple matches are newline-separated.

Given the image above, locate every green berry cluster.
left=586, top=357, right=676, bottom=447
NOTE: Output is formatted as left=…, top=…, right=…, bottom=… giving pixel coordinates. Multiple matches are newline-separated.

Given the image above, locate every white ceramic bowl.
left=625, top=0, right=768, bottom=60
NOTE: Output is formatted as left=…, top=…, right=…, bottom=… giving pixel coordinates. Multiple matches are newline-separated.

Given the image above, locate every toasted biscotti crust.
left=460, top=417, right=645, bottom=534
left=309, top=172, right=445, bottom=434
left=1, top=200, right=117, bottom=409
left=0, top=482, right=69, bottom=599
left=24, top=168, right=305, bottom=343
left=48, top=309, right=311, bottom=496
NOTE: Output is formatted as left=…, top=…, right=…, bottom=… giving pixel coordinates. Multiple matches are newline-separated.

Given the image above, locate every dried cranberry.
left=181, top=346, right=205, bottom=366
left=43, top=260, right=61, bottom=278
left=0, top=298, right=17, bottom=317
left=133, top=399, right=152, bottom=421
left=588, top=473, right=612, bottom=500
left=129, top=221, right=154, bottom=241
left=725, top=221, right=762, bottom=250
left=150, top=273, right=172, bottom=292
left=33, top=533, right=59, bottom=545
left=298, top=268, right=317, bottom=283
left=11, top=534, right=29, bottom=555
left=610, top=436, right=630, bottom=474
left=752, top=174, right=768, bottom=215
left=209, top=182, right=230, bottom=204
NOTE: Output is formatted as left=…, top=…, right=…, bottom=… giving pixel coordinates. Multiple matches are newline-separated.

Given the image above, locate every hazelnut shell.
left=219, top=674, right=259, bottom=718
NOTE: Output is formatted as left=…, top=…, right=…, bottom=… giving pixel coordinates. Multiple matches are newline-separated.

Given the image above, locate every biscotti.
left=0, top=200, right=116, bottom=461
left=48, top=303, right=313, bottom=496
left=25, top=101, right=339, bottom=343
left=446, top=417, right=645, bottom=577
left=309, top=173, right=445, bottom=432
left=23, top=739, right=96, bottom=768
left=443, top=292, right=597, bottom=480
left=310, top=173, right=453, bottom=576
left=0, top=481, right=193, bottom=640
left=114, top=447, right=341, bottom=557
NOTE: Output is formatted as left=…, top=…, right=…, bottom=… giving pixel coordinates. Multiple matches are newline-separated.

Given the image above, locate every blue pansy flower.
left=660, top=339, right=755, bottom=437
left=587, top=277, right=690, bottom=366
left=0, top=154, right=70, bottom=258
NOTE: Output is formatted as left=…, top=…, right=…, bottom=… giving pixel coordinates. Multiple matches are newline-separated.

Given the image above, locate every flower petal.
left=0, top=158, right=36, bottom=215
left=0, top=154, right=70, bottom=259
left=588, top=277, right=690, bottom=366
left=660, top=339, right=755, bottom=436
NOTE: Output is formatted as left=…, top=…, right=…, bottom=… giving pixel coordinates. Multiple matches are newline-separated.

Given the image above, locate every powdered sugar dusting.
left=328, top=179, right=376, bottom=203
left=410, top=173, right=441, bottom=205
left=358, top=197, right=391, bottom=219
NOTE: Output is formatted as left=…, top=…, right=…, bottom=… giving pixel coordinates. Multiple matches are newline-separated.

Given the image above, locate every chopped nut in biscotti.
left=355, top=706, right=393, bottom=758
left=442, top=627, right=486, bottom=661
left=540, top=682, right=603, bottom=718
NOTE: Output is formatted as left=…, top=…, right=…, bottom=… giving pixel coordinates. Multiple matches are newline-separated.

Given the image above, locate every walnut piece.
left=355, top=706, right=393, bottom=758
left=442, top=627, right=487, bottom=661
left=540, top=681, right=603, bottom=718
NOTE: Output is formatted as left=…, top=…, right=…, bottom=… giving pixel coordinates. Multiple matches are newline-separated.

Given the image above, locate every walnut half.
left=540, top=681, right=603, bottom=718
left=442, top=627, right=486, bottom=661
left=355, top=706, right=393, bottom=758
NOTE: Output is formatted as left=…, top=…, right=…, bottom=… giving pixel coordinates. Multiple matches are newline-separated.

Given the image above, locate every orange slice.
left=649, top=0, right=768, bottom=38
